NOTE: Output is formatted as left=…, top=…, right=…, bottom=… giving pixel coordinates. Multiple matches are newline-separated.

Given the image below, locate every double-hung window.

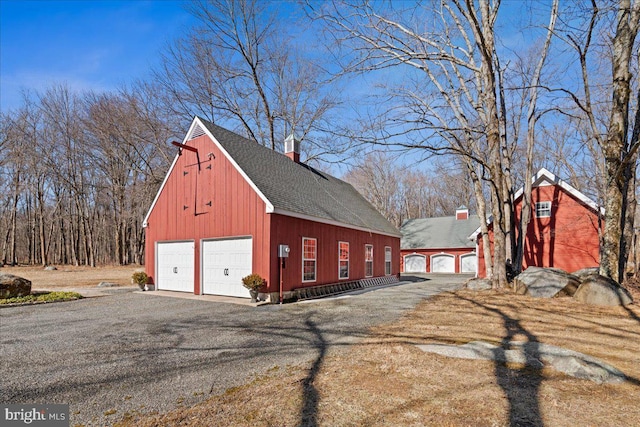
left=365, top=244, right=374, bottom=277
left=339, top=242, right=349, bottom=279
left=385, top=247, right=392, bottom=275
left=303, top=237, right=317, bottom=282
left=535, top=201, right=551, bottom=218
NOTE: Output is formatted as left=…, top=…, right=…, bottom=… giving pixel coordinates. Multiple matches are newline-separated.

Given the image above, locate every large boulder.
left=574, top=275, right=633, bottom=306
left=572, top=267, right=599, bottom=282
left=512, top=267, right=580, bottom=298
left=0, top=274, right=32, bottom=298
left=466, top=277, right=492, bottom=291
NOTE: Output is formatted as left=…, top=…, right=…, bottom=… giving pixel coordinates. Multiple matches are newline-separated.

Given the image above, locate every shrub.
left=132, top=271, right=148, bottom=288
left=242, top=274, right=265, bottom=291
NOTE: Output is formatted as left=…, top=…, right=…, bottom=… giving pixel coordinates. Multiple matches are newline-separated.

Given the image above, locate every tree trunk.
left=514, top=0, right=558, bottom=274
left=468, top=163, right=493, bottom=278
left=599, top=0, right=639, bottom=283
left=620, top=89, right=640, bottom=278
left=37, top=184, right=48, bottom=266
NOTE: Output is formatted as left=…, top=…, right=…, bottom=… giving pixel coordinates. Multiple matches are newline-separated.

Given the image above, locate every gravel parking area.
left=0, top=274, right=466, bottom=426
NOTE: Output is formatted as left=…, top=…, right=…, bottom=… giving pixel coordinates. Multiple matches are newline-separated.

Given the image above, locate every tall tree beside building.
left=314, top=0, right=559, bottom=287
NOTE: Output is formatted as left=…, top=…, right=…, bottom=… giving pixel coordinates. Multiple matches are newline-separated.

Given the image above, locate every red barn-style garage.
left=400, top=207, right=480, bottom=274
left=473, top=168, right=602, bottom=278
left=143, top=117, right=401, bottom=302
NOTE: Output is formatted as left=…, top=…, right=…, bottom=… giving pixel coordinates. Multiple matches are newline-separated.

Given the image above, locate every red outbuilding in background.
left=473, top=169, right=602, bottom=277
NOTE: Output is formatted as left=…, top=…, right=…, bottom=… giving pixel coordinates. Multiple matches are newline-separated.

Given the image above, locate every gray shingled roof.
left=401, top=216, right=480, bottom=249
left=200, top=119, right=401, bottom=237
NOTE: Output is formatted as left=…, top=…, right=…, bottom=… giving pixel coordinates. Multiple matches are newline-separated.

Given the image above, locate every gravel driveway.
left=0, top=274, right=466, bottom=426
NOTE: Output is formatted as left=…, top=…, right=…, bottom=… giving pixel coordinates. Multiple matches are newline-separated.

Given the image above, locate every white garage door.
left=431, top=254, right=455, bottom=273
left=156, top=241, right=194, bottom=292
left=202, top=237, right=253, bottom=298
left=404, top=254, right=426, bottom=273
left=460, top=253, right=477, bottom=274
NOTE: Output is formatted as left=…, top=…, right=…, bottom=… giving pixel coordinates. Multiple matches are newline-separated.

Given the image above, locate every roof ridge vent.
left=188, top=123, right=206, bottom=140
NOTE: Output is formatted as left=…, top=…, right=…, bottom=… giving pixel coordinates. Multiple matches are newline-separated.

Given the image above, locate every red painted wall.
left=145, top=133, right=401, bottom=295
left=145, top=134, right=272, bottom=293
left=400, top=248, right=476, bottom=273
left=476, top=184, right=600, bottom=277
left=270, top=214, right=400, bottom=292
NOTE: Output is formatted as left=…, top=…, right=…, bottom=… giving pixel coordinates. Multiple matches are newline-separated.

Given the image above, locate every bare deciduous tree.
left=0, top=84, right=175, bottom=267
left=315, top=0, right=559, bottom=287
left=154, top=0, right=341, bottom=160
left=556, top=0, right=640, bottom=282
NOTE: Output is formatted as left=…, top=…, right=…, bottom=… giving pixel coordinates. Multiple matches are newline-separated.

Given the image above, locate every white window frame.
left=385, top=246, right=392, bottom=275
left=535, top=201, right=551, bottom=218
left=302, top=237, right=317, bottom=282
left=338, top=241, right=349, bottom=279
left=365, top=244, right=374, bottom=278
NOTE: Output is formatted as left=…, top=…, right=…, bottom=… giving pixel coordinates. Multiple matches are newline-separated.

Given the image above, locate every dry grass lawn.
left=0, top=265, right=140, bottom=290
left=116, top=290, right=640, bottom=427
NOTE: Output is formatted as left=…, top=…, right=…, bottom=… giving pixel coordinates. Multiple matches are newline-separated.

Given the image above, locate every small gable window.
left=339, top=242, right=349, bottom=279
left=365, top=244, right=374, bottom=277
left=303, top=237, right=317, bottom=282
left=535, top=201, right=552, bottom=218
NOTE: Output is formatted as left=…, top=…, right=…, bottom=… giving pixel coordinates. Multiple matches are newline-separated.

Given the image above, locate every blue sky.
left=1, top=0, right=194, bottom=112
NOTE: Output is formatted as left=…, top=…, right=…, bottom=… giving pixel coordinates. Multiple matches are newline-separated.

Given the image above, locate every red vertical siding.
left=145, top=133, right=401, bottom=296
left=145, top=134, right=271, bottom=292
left=269, top=214, right=400, bottom=292
left=476, top=184, right=600, bottom=277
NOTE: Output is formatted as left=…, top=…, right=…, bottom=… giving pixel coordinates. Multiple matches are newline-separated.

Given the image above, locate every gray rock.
left=44, top=266, right=57, bottom=271
left=573, top=275, right=633, bottom=306
left=417, top=340, right=626, bottom=384
left=572, top=267, right=599, bottom=281
left=512, top=266, right=580, bottom=298
left=97, top=282, right=119, bottom=288
left=466, top=278, right=492, bottom=291
left=0, top=274, right=32, bottom=298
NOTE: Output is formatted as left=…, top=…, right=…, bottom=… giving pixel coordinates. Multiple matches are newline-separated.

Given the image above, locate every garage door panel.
left=431, top=254, right=455, bottom=273
left=460, top=254, right=476, bottom=274
left=202, top=237, right=252, bottom=298
left=157, top=242, right=194, bottom=292
left=404, top=254, right=426, bottom=273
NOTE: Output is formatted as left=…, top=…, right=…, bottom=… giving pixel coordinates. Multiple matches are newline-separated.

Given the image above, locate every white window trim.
left=535, top=201, right=552, bottom=218
left=338, top=241, right=349, bottom=280
left=302, top=237, right=317, bottom=283
left=385, top=246, right=392, bottom=275
left=365, top=244, right=374, bottom=278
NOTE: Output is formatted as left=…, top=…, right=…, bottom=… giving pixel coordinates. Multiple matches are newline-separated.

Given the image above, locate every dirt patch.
left=0, top=265, right=140, bottom=290
left=115, top=289, right=640, bottom=427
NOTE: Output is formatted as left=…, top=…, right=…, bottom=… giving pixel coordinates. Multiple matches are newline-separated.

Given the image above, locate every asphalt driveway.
left=0, top=274, right=467, bottom=426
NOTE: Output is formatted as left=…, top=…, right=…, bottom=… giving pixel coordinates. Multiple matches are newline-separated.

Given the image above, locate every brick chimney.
left=456, top=205, right=469, bottom=220
left=284, top=134, right=300, bottom=163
